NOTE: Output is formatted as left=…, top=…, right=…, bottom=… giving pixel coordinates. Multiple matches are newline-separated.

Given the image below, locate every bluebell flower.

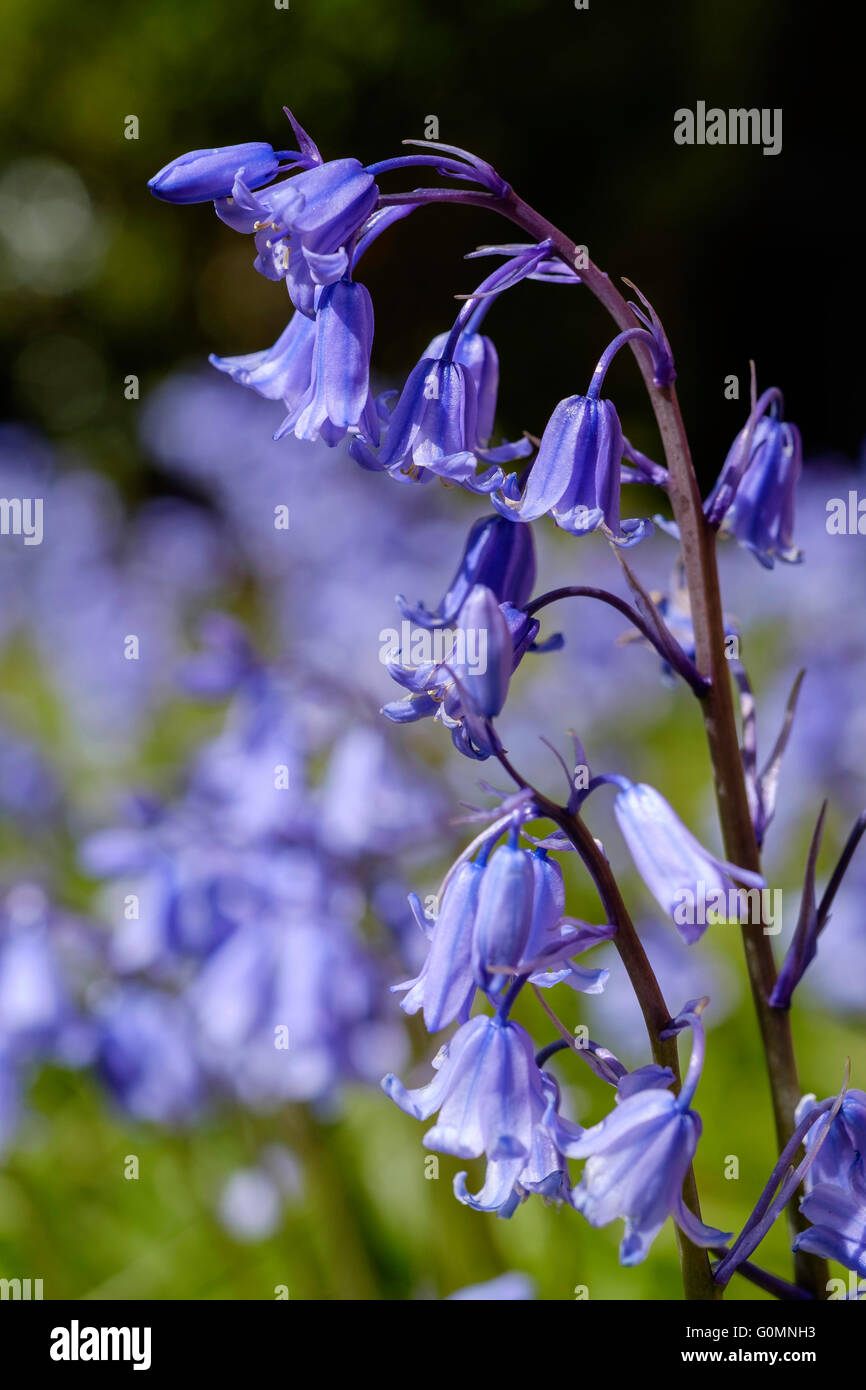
left=706, top=413, right=802, bottom=568
left=96, top=986, right=204, bottom=1125
left=396, top=515, right=536, bottom=629
left=456, top=582, right=513, bottom=725
left=318, top=723, right=445, bottom=859
left=353, top=244, right=563, bottom=486
left=422, top=329, right=509, bottom=454
left=215, top=158, right=378, bottom=315
left=569, top=1006, right=729, bottom=1264
left=793, top=1183, right=866, bottom=1278
left=0, top=884, right=75, bottom=1059
left=455, top=1069, right=583, bottom=1216
left=383, top=1014, right=580, bottom=1212
left=190, top=910, right=405, bottom=1106
left=612, top=780, right=765, bottom=943
left=273, top=279, right=376, bottom=446
left=395, top=840, right=609, bottom=1027
left=382, top=587, right=537, bottom=759
left=283, top=157, right=377, bottom=255
left=362, top=352, right=525, bottom=495
left=148, top=143, right=283, bottom=204
left=393, top=860, right=484, bottom=1031
left=493, top=394, right=651, bottom=544
left=796, top=1089, right=866, bottom=1195
left=383, top=1015, right=533, bottom=1157
left=210, top=312, right=316, bottom=410
left=522, top=850, right=612, bottom=992
left=471, top=833, right=535, bottom=995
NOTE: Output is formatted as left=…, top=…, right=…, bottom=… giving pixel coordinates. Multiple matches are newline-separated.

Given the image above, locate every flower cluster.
left=0, top=623, right=426, bottom=1149
left=3, top=106, right=847, bottom=1297
left=144, top=110, right=866, bottom=1295
left=0, top=409, right=455, bottom=1237
left=793, top=1090, right=866, bottom=1280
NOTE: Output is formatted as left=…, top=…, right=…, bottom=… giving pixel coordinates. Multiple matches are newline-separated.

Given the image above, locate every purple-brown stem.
left=381, top=179, right=831, bottom=1295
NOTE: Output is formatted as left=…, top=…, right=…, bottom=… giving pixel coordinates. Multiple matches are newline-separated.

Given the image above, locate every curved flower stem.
left=483, top=186, right=824, bottom=1297
left=493, top=747, right=720, bottom=1301
left=524, top=585, right=707, bottom=695
left=381, top=178, right=826, bottom=1290
left=506, top=209, right=822, bottom=1292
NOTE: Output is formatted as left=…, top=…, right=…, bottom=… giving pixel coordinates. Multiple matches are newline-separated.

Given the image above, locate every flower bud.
left=149, top=143, right=279, bottom=204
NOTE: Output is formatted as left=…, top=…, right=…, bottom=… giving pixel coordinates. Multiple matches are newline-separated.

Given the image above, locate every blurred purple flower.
left=446, top=1272, right=536, bottom=1300
left=95, top=986, right=203, bottom=1125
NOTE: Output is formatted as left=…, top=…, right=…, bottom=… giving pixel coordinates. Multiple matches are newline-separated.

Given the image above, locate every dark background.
left=0, top=0, right=859, bottom=491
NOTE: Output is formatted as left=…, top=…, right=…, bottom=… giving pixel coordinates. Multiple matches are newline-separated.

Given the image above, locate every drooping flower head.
left=216, top=156, right=379, bottom=316
left=383, top=1013, right=582, bottom=1216
left=569, top=1001, right=730, bottom=1264
left=706, top=391, right=802, bottom=568
left=470, top=829, right=535, bottom=996
left=491, top=315, right=667, bottom=543
left=494, top=393, right=628, bottom=536
left=394, top=818, right=610, bottom=1036
left=381, top=584, right=538, bottom=759
left=209, top=207, right=421, bottom=445
left=796, top=1089, right=866, bottom=1195
left=455, top=1068, right=582, bottom=1216
left=273, top=278, right=377, bottom=447
left=353, top=245, right=569, bottom=493
left=611, top=779, right=765, bottom=943
left=396, top=514, right=537, bottom=629
left=793, top=1183, right=866, bottom=1279
left=425, top=328, right=501, bottom=450
left=210, top=312, right=317, bottom=411
left=393, top=859, right=485, bottom=1032
left=363, top=354, right=508, bottom=494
